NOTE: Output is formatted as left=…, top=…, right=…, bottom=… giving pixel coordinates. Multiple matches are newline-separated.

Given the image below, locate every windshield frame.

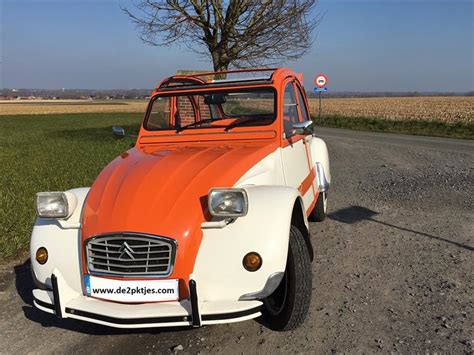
left=142, top=86, right=278, bottom=132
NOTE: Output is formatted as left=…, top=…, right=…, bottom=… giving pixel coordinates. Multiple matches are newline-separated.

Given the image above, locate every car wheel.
left=261, top=225, right=312, bottom=331
left=308, top=191, right=327, bottom=222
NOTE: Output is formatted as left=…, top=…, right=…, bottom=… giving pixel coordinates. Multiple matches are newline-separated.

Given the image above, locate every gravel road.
left=1, top=127, right=472, bottom=354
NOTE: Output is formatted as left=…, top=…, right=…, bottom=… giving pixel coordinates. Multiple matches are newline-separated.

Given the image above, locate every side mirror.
left=292, top=120, right=313, bottom=136
left=112, top=126, right=125, bottom=139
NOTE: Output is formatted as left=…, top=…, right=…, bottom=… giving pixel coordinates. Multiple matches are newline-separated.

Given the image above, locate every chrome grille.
left=86, top=233, right=176, bottom=276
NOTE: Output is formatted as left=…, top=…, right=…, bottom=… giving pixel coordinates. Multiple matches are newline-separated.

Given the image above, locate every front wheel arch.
left=291, top=198, right=313, bottom=262
left=261, top=224, right=313, bottom=330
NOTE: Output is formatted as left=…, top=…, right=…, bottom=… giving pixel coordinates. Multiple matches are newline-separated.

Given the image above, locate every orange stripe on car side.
left=303, top=140, right=317, bottom=198
left=306, top=190, right=320, bottom=217
left=298, top=164, right=317, bottom=195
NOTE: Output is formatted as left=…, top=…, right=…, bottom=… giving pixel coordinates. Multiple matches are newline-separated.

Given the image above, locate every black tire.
left=261, top=225, right=312, bottom=331
left=308, top=191, right=327, bottom=222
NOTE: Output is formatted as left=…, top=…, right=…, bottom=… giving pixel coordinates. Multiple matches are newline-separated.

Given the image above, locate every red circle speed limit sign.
left=314, top=73, right=328, bottom=88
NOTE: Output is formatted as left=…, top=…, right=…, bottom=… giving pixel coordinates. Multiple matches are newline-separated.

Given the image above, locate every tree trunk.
left=212, top=52, right=230, bottom=79
left=213, top=64, right=228, bottom=79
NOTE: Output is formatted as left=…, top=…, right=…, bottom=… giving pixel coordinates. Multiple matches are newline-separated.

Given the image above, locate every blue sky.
left=1, top=0, right=473, bottom=91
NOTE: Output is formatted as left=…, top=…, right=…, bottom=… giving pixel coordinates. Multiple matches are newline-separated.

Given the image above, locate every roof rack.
left=156, top=68, right=278, bottom=91
left=179, top=68, right=278, bottom=79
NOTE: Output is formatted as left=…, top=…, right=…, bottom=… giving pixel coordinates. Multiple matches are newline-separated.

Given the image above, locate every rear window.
left=221, top=91, right=274, bottom=117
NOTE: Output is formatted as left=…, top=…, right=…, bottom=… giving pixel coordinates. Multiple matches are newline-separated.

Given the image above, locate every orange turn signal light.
left=243, top=252, right=262, bottom=272
left=36, top=247, right=48, bottom=265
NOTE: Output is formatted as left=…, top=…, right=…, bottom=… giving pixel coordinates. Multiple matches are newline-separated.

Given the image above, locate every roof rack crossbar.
left=176, top=68, right=278, bottom=79
left=210, top=76, right=271, bottom=84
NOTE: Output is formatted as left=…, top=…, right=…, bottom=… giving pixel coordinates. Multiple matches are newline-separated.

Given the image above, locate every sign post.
left=314, top=74, right=329, bottom=118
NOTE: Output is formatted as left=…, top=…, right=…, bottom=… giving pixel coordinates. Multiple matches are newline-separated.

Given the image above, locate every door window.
left=283, top=82, right=300, bottom=137
left=296, top=87, right=310, bottom=122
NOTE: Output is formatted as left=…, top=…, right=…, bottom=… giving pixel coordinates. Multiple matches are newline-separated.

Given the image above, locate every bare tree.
left=124, top=0, right=320, bottom=72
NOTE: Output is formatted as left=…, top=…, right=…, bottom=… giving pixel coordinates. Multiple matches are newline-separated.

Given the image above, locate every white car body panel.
left=281, top=140, right=310, bottom=194
left=193, top=186, right=298, bottom=301
left=235, top=148, right=285, bottom=187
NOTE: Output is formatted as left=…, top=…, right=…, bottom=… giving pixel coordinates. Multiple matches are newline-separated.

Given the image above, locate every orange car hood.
left=81, top=140, right=278, bottom=290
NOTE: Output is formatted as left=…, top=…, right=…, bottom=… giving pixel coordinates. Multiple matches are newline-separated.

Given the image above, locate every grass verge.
left=312, top=114, right=474, bottom=140
left=0, top=112, right=142, bottom=259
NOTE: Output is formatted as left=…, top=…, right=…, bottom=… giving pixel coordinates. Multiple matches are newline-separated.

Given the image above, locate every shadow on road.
left=14, top=259, right=34, bottom=306
left=14, top=260, right=196, bottom=336
left=328, top=205, right=473, bottom=252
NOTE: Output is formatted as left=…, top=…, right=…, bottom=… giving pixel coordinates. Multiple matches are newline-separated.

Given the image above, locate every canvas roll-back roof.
left=156, top=68, right=281, bottom=92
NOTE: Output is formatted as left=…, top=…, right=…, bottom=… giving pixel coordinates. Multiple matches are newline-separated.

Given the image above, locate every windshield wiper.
left=177, top=118, right=226, bottom=132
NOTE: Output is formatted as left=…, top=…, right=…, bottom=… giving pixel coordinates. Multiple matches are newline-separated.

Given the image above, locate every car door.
left=280, top=80, right=316, bottom=213
left=295, top=83, right=318, bottom=202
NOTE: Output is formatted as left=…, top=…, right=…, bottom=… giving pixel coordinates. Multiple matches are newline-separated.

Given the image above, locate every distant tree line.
left=1, top=88, right=472, bottom=100
left=0, top=89, right=152, bottom=100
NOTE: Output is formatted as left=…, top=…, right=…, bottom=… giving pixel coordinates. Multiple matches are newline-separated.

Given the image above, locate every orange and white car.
left=30, top=68, right=330, bottom=331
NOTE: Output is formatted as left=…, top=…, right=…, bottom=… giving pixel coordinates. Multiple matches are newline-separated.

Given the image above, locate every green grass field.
left=0, top=113, right=142, bottom=259
left=0, top=112, right=472, bottom=260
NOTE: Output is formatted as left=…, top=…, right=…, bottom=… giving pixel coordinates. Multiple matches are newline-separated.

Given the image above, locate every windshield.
left=144, top=88, right=276, bottom=131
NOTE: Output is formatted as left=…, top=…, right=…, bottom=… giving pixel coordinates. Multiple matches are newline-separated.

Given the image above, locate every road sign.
left=314, top=73, right=328, bottom=88
left=314, top=87, right=328, bottom=93
left=313, top=75, right=328, bottom=118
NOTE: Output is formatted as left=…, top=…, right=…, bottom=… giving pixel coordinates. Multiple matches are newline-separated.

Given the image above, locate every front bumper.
left=33, top=271, right=262, bottom=329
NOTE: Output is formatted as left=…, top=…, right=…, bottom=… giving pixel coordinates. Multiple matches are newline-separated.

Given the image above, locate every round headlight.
left=243, top=252, right=262, bottom=272
left=35, top=247, right=48, bottom=265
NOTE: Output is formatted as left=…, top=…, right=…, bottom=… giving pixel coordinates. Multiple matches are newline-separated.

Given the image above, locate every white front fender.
left=30, top=187, right=89, bottom=292
left=192, top=185, right=303, bottom=302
